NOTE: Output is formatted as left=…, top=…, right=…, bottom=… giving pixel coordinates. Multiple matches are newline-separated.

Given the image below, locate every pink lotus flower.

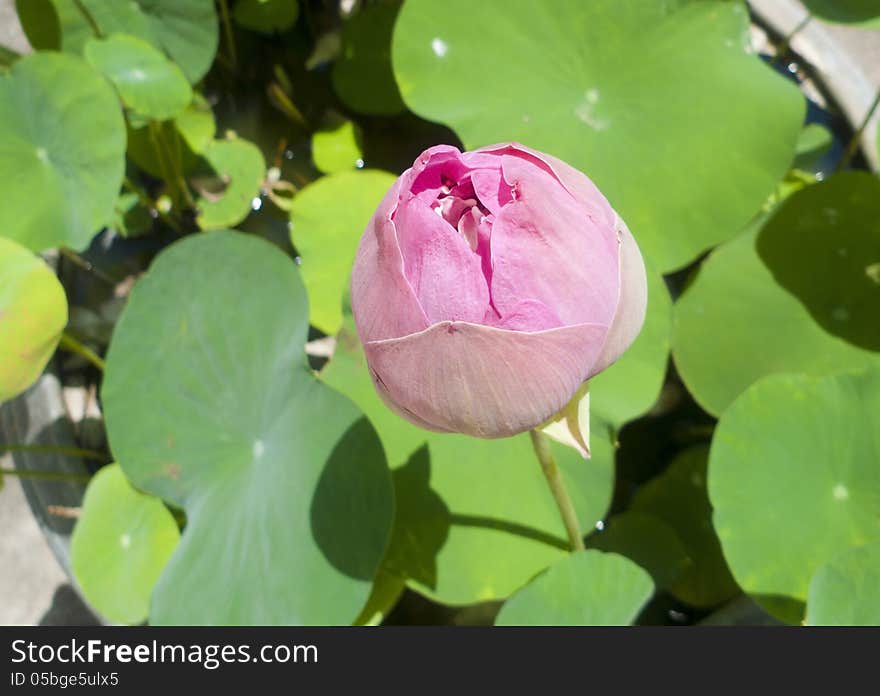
left=350, top=143, right=646, bottom=451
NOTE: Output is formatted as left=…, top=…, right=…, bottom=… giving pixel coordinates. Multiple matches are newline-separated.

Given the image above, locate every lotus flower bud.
left=350, top=143, right=647, bottom=451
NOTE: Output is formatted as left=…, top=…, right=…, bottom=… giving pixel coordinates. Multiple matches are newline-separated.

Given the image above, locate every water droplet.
left=284, top=149, right=294, bottom=160
left=831, top=306, right=849, bottom=322
left=253, top=440, right=265, bottom=459
left=355, top=158, right=365, bottom=169
left=787, top=62, right=798, bottom=74
left=120, top=533, right=131, bottom=550
left=833, top=484, right=849, bottom=501
left=294, top=256, right=302, bottom=265
left=35, top=146, right=49, bottom=164
left=594, top=520, right=605, bottom=531
left=251, top=196, right=262, bottom=211
left=431, top=38, right=448, bottom=58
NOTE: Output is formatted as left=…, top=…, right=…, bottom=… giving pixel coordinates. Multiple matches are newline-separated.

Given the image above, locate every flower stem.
left=529, top=429, right=585, bottom=552
left=59, top=332, right=105, bottom=372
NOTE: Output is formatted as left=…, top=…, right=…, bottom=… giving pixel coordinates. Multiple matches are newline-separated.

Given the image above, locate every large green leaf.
left=289, top=170, right=396, bottom=334
left=84, top=33, right=192, bottom=120
left=673, top=174, right=880, bottom=415
left=71, top=464, right=180, bottom=625
left=0, top=238, right=68, bottom=403
left=392, top=0, right=804, bottom=272
left=322, top=313, right=615, bottom=605
left=709, top=369, right=880, bottom=605
left=0, top=52, right=125, bottom=251
left=589, top=264, right=671, bottom=430
left=332, top=1, right=405, bottom=115
left=806, top=542, right=880, bottom=626
left=802, top=0, right=880, bottom=27
left=102, top=231, right=394, bottom=625
left=20, top=0, right=218, bottom=83
left=495, top=550, right=653, bottom=626
left=194, top=138, right=266, bottom=230
left=755, top=172, right=880, bottom=351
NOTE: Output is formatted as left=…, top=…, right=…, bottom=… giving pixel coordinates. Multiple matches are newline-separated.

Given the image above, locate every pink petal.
left=350, top=178, right=430, bottom=343
left=589, top=214, right=648, bottom=376
left=405, top=145, right=472, bottom=204
left=473, top=142, right=616, bottom=228
left=363, top=320, right=610, bottom=438
left=470, top=169, right=511, bottom=216
left=487, top=298, right=563, bottom=331
left=394, top=197, right=490, bottom=324
left=490, top=155, right=619, bottom=327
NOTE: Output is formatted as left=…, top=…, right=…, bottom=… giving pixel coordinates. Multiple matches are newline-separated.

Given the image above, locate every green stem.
left=0, top=467, right=92, bottom=483
left=58, top=247, right=116, bottom=285
left=218, top=0, right=238, bottom=68
left=72, top=0, right=103, bottom=37
left=59, top=332, right=105, bottom=372
left=0, top=443, right=106, bottom=462
left=838, top=89, right=880, bottom=171
left=529, top=430, right=585, bottom=552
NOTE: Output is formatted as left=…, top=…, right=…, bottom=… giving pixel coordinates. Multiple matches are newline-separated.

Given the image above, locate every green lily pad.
left=709, top=369, right=880, bottom=606
left=322, top=313, right=615, bottom=605
left=495, top=550, right=653, bottom=626
left=806, top=541, right=880, bottom=626
left=20, top=0, right=218, bottom=83
left=290, top=170, right=396, bottom=334
left=194, top=138, right=266, bottom=230
left=756, top=171, right=880, bottom=351
left=0, top=52, right=125, bottom=251
left=70, top=464, right=180, bottom=625
left=84, top=33, right=192, bottom=121
left=802, top=0, right=880, bottom=27
left=673, top=174, right=880, bottom=416
left=102, top=231, right=394, bottom=625
left=127, top=94, right=216, bottom=178
left=332, top=1, right=405, bottom=115
left=234, top=0, right=299, bottom=34
left=0, top=237, right=68, bottom=403
left=311, top=119, right=363, bottom=174
left=629, top=446, right=738, bottom=607
left=14, top=0, right=61, bottom=51
left=392, top=0, right=804, bottom=272
left=589, top=263, right=671, bottom=430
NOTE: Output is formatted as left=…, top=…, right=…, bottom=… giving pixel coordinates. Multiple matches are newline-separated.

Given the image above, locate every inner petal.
left=394, top=196, right=490, bottom=324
